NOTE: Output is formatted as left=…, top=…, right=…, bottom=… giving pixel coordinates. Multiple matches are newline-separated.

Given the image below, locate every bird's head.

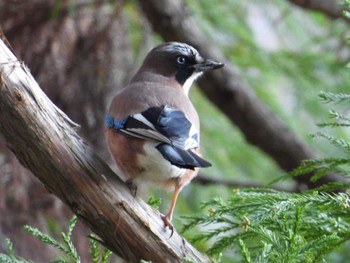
left=139, top=42, right=224, bottom=95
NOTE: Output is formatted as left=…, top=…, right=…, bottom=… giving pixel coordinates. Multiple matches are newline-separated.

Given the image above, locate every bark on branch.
left=139, top=0, right=347, bottom=189
left=0, top=38, right=209, bottom=262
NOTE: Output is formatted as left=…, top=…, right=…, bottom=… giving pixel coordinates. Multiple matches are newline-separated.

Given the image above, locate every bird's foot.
left=161, top=214, right=174, bottom=237
left=125, top=179, right=137, bottom=197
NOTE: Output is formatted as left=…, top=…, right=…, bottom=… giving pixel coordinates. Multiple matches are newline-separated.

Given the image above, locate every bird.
left=105, top=42, right=224, bottom=235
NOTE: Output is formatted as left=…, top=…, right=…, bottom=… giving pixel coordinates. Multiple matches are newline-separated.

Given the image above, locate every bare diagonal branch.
left=288, top=0, right=347, bottom=20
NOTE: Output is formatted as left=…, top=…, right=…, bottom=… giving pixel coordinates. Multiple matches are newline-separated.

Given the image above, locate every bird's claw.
left=161, top=214, right=174, bottom=237
left=125, top=179, right=137, bottom=197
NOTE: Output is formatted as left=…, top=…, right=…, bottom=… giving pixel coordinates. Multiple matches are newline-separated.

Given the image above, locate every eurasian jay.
left=105, top=42, right=224, bottom=234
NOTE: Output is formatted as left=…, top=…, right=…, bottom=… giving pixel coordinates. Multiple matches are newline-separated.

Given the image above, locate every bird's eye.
left=177, top=56, right=186, bottom=65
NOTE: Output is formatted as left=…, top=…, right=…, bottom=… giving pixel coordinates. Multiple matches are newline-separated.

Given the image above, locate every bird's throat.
left=182, top=72, right=202, bottom=96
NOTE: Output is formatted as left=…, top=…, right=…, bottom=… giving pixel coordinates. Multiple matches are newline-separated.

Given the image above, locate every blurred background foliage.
left=2, top=0, right=350, bottom=262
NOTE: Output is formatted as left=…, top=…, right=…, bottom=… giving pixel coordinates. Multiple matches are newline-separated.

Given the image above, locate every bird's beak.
left=192, top=59, right=224, bottom=72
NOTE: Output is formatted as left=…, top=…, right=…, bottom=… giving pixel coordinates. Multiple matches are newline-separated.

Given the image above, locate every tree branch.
left=139, top=0, right=347, bottom=189
left=194, top=174, right=297, bottom=192
left=0, top=38, right=209, bottom=262
left=288, top=0, right=347, bottom=21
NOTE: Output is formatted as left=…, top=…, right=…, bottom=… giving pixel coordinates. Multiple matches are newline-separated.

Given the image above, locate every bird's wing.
left=105, top=106, right=199, bottom=150
left=106, top=106, right=211, bottom=169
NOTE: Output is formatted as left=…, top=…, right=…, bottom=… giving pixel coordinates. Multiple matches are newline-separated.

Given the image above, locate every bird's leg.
left=161, top=185, right=181, bottom=237
left=125, top=178, right=137, bottom=197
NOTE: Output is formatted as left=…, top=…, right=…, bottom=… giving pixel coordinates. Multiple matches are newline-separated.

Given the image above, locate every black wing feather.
left=156, top=143, right=211, bottom=169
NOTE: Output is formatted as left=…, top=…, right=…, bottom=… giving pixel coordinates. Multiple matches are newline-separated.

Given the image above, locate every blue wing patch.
left=106, top=106, right=211, bottom=169
left=105, top=114, right=125, bottom=129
